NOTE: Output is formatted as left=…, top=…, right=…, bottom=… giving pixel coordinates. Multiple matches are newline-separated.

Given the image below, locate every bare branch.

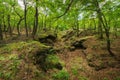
left=54, top=0, right=74, bottom=20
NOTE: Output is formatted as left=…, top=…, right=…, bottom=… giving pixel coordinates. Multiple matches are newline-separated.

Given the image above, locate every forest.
left=0, top=0, right=120, bottom=80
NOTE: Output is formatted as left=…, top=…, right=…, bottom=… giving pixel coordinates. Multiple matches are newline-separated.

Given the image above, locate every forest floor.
left=0, top=30, right=120, bottom=80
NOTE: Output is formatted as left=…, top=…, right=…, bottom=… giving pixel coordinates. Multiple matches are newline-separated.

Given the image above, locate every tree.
left=32, top=0, right=39, bottom=38
left=0, top=23, right=3, bottom=40
left=13, top=5, right=24, bottom=36
left=23, top=0, right=28, bottom=37
left=93, top=0, right=115, bottom=56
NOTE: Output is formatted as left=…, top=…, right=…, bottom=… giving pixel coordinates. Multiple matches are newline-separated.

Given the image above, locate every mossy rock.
left=71, top=36, right=94, bottom=50
left=37, top=32, right=57, bottom=46
left=35, top=54, right=63, bottom=72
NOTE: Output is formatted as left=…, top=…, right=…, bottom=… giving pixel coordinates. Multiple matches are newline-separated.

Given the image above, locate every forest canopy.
left=0, top=0, right=120, bottom=37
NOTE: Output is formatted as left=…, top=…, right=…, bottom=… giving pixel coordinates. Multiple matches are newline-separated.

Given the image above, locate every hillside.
left=0, top=30, right=120, bottom=80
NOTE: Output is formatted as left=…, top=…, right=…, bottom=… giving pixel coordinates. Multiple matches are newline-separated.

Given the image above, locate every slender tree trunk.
left=76, top=18, right=79, bottom=36
left=83, top=20, right=86, bottom=30
left=24, top=0, right=28, bottom=37
left=0, top=24, right=3, bottom=40
left=47, top=15, right=51, bottom=30
left=114, top=25, right=117, bottom=38
left=7, top=15, right=12, bottom=36
left=93, top=18, right=96, bottom=31
left=32, top=0, right=38, bottom=38
left=98, top=18, right=103, bottom=39
left=94, top=0, right=115, bottom=56
left=113, top=20, right=117, bottom=38
left=3, top=15, right=7, bottom=38
left=17, top=18, right=24, bottom=36
left=41, top=16, right=44, bottom=29
left=44, top=15, right=47, bottom=30
left=3, top=15, right=6, bottom=32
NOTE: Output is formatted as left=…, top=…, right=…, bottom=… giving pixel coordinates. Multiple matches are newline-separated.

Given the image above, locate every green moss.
left=0, top=40, right=50, bottom=80
left=78, top=76, right=88, bottom=80
left=103, top=77, right=109, bottom=80
left=52, top=69, right=69, bottom=80
left=0, top=55, right=6, bottom=61
left=44, top=54, right=63, bottom=71
left=0, top=41, right=49, bottom=54
left=46, top=54, right=60, bottom=64
left=71, top=57, right=84, bottom=71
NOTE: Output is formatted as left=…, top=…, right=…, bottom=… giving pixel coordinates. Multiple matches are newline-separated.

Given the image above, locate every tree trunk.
left=17, top=18, right=24, bottom=36
left=24, top=0, right=28, bottom=37
left=94, top=0, right=115, bottom=56
left=7, top=15, right=12, bottom=36
left=98, top=18, right=103, bottom=39
left=32, top=0, right=38, bottom=38
left=93, top=18, right=96, bottom=31
left=3, top=15, right=7, bottom=38
left=113, top=21, right=117, bottom=38
left=0, top=23, right=3, bottom=40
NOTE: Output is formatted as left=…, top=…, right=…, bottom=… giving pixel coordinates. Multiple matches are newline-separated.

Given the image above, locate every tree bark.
left=0, top=24, right=3, bottom=40
left=17, top=18, right=24, bottom=36
left=23, top=0, right=28, bottom=37
left=2, top=15, right=7, bottom=38
left=32, top=0, right=39, bottom=38
left=7, top=15, right=12, bottom=36
left=98, top=18, right=103, bottom=39
left=93, top=18, right=96, bottom=31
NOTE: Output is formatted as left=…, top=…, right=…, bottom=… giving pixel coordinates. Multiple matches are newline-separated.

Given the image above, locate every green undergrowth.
left=52, top=69, right=69, bottom=80
left=0, top=41, right=48, bottom=54
left=0, top=40, right=52, bottom=80
left=0, top=40, right=66, bottom=80
left=46, top=54, right=61, bottom=65
left=0, top=53, right=21, bottom=80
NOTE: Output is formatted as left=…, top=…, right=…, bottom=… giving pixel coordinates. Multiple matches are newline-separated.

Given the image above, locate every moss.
left=52, top=69, right=69, bottom=80
left=39, top=54, right=63, bottom=71
left=46, top=54, right=60, bottom=64
left=103, top=77, right=109, bottom=80
left=78, top=76, right=88, bottom=80
left=0, top=58, right=21, bottom=80
left=0, top=41, right=49, bottom=54
left=0, top=40, right=50, bottom=80
left=71, top=57, right=84, bottom=71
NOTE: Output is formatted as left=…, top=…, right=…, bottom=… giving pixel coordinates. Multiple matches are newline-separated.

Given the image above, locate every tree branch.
left=54, top=0, right=74, bottom=20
